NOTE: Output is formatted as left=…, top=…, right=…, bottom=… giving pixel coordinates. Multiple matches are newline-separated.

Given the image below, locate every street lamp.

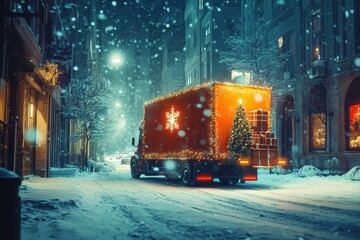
left=109, top=52, right=124, bottom=69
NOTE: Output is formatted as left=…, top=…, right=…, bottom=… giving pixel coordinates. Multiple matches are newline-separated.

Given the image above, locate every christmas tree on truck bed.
left=228, top=103, right=253, bottom=156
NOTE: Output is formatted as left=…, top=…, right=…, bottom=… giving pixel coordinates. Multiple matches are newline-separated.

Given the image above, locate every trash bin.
left=0, top=168, right=22, bottom=240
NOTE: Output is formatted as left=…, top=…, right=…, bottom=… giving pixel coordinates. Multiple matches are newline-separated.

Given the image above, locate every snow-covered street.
left=20, top=164, right=360, bottom=240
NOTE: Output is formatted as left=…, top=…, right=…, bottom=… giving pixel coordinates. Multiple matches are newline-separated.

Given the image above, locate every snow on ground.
left=19, top=165, right=360, bottom=240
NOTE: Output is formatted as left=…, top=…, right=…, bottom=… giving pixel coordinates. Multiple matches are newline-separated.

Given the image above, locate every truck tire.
left=180, top=162, right=196, bottom=186
left=131, top=159, right=141, bottom=179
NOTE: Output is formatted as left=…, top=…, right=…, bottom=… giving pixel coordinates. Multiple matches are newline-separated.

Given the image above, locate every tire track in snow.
left=191, top=188, right=360, bottom=239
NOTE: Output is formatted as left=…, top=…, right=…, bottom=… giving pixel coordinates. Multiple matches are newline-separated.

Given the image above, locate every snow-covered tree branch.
left=221, top=17, right=290, bottom=88
left=63, top=75, right=115, bottom=167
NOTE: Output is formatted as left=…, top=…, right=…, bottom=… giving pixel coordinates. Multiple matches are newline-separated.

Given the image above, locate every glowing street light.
left=109, top=52, right=124, bottom=68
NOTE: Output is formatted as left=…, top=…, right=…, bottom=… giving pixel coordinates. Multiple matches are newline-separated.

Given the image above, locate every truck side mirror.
left=131, top=137, right=137, bottom=147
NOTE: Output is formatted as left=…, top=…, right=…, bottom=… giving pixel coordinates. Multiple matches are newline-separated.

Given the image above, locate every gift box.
left=252, top=133, right=261, bottom=144
left=250, top=148, right=279, bottom=167
left=265, top=137, right=278, bottom=146
left=265, top=131, right=274, bottom=138
left=260, top=135, right=265, bottom=144
left=247, top=109, right=269, bottom=132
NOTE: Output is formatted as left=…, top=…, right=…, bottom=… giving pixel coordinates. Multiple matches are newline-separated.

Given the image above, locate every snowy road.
left=20, top=165, right=360, bottom=240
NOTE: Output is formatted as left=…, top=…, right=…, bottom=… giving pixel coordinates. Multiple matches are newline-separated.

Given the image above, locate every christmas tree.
left=228, top=103, right=253, bottom=156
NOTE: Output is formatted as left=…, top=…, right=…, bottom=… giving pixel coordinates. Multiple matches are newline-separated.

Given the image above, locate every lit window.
left=349, top=104, right=360, bottom=149
left=346, top=78, right=360, bottom=150
left=231, top=71, right=251, bottom=84
left=29, top=103, right=34, bottom=119
left=309, top=85, right=327, bottom=151
left=310, top=113, right=326, bottom=150
left=278, top=36, right=283, bottom=48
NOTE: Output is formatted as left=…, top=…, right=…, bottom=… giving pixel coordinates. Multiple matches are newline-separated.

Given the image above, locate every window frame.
left=345, top=78, right=360, bottom=151
left=309, top=85, right=327, bottom=151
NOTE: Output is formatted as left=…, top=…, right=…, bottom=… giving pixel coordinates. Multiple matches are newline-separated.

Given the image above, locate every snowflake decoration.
left=165, top=106, right=180, bottom=133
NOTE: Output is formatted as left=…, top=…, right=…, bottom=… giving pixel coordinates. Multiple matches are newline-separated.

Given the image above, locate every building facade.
left=161, top=1, right=186, bottom=95
left=185, top=0, right=359, bottom=172
left=185, top=0, right=242, bottom=86
left=0, top=1, right=63, bottom=177
left=242, top=0, right=360, bottom=172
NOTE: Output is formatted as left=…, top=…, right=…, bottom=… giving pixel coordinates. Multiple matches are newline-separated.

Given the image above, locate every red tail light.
left=243, top=175, right=257, bottom=181
left=196, top=175, right=213, bottom=182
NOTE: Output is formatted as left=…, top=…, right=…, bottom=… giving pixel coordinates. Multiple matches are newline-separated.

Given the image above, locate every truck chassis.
left=130, top=157, right=257, bottom=186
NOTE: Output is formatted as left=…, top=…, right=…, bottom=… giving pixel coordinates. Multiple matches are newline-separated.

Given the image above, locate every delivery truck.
left=131, top=82, right=287, bottom=186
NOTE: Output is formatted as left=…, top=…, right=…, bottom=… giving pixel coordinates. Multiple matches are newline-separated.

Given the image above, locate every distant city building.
left=185, top=0, right=242, bottom=86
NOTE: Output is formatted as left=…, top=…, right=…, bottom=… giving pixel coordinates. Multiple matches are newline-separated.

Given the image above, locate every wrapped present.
left=250, top=148, right=279, bottom=167
left=251, top=143, right=268, bottom=149
left=247, top=109, right=269, bottom=132
left=265, top=137, right=278, bottom=146
left=260, top=134, right=265, bottom=144
left=252, top=133, right=261, bottom=144
left=265, top=131, right=274, bottom=138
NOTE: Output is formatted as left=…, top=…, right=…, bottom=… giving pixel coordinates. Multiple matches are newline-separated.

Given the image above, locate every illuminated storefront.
left=349, top=104, right=360, bottom=149
left=346, top=78, right=360, bottom=151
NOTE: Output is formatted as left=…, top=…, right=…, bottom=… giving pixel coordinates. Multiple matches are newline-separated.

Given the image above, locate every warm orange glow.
left=243, top=175, right=257, bottom=181
left=253, top=165, right=272, bottom=168
left=277, top=159, right=287, bottom=166
left=214, top=84, right=271, bottom=158
left=239, top=159, right=250, bottom=166
left=142, top=83, right=272, bottom=161
left=29, top=103, right=34, bottom=119
left=196, top=175, right=213, bottom=182
left=349, top=104, right=360, bottom=122
left=349, top=104, right=360, bottom=148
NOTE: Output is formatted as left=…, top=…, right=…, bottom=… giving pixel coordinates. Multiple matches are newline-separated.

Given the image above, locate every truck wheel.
left=180, top=162, right=195, bottom=186
left=131, top=159, right=141, bottom=179
left=228, top=178, right=239, bottom=185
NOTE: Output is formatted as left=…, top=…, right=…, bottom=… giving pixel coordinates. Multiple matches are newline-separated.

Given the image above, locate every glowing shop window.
left=349, top=104, right=360, bottom=149
left=311, top=113, right=326, bottom=150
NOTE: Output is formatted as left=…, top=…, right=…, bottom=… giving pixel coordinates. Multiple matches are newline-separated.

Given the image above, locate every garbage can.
left=0, top=168, right=22, bottom=240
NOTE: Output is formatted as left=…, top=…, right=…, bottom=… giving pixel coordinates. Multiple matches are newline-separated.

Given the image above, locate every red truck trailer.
left=131, top=83, right=286, bottom=186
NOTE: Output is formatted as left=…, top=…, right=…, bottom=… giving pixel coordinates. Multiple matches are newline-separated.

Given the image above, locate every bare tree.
left=64, top=75, right=114, bottom=169
left=221, top=17, right=289, bottom=88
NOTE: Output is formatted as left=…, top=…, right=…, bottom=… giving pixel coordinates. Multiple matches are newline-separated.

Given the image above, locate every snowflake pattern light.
left=165, top=106, right=180, bottom=133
